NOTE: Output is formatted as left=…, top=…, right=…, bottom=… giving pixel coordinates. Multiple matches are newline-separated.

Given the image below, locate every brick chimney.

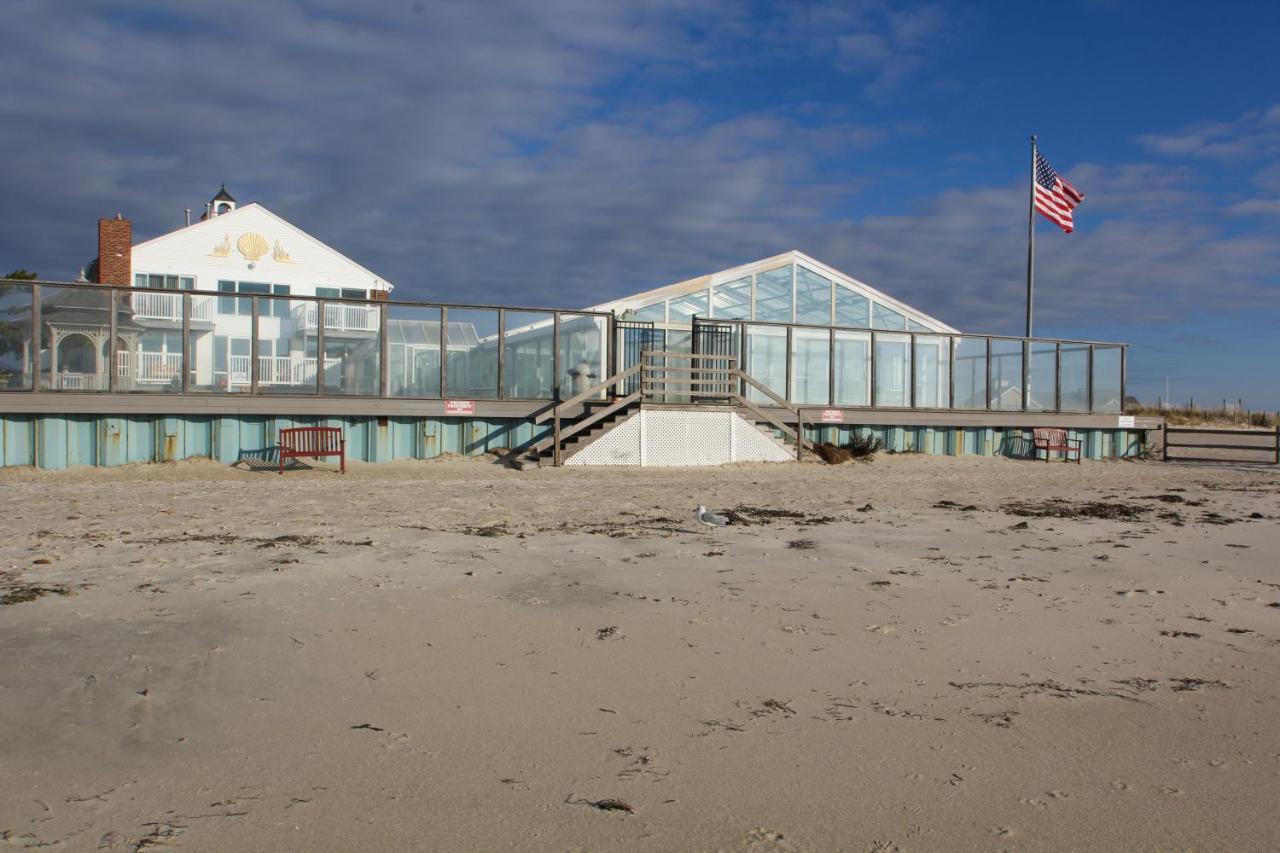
left=97, top=214, right=132, bottom=285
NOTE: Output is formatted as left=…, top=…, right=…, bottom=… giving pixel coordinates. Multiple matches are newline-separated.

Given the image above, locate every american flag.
left=1034, top=150, right=1085, bottom=233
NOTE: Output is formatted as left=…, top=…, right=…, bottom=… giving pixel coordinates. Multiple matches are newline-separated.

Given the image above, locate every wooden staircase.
left=505, top=353, right=810, bottom=468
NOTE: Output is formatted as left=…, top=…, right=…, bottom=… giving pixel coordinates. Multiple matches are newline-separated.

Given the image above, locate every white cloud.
left=1137, top=104, right=1280, bottom=161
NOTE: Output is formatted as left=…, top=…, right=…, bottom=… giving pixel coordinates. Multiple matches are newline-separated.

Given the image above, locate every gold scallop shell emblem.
left=236, top=232, right=270, bottom=261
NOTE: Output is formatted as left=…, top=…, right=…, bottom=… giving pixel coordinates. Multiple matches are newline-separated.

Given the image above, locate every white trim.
left=587, top=250, right=958, bottom=334
left=131, top=203, right=395, bottom=292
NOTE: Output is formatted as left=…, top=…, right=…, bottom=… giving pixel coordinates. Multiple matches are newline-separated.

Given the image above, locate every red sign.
left=819, top=409, right=844, bottom=423
left=445, top=400, right=475, bottom=415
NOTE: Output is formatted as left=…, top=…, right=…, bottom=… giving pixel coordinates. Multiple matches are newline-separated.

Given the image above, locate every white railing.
left=291, top=302, right=378, bottom=333
left=132, top=352, right=183, bottom=383
left=129, top=291, right=214, bottom=322
left=48, top=371, right=107, bottom=390
left=227, top=355, right=342, bottom=386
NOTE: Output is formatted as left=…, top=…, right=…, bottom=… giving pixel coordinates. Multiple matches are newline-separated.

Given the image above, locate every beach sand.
left=1, top=455, right=1278, bottom=851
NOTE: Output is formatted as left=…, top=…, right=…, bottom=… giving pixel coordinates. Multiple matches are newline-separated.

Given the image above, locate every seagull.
left=696, top=505, right=729, bottom=528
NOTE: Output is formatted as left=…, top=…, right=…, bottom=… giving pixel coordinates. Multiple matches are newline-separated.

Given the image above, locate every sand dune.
left=1, top=455, right=1278, bottom=851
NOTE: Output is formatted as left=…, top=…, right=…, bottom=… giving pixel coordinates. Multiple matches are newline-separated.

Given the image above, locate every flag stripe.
left=1033, top=150, right=1084, bottom=234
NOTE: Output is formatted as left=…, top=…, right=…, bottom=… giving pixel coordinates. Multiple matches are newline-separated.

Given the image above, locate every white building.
left=122, top=187, right=394, bottom=392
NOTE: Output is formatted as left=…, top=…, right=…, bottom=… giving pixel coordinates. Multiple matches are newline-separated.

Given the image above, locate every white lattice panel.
left=733, top=415, right=796, bottom=462
left=566, top=410, right=793, bottom=466
left=565, top=413, right=643, bottom=466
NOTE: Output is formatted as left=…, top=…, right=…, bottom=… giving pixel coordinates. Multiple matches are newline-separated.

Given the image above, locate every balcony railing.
left=227, top=355, right=341, bottom=386
left=291, top=302, right=378, bottom=333
left=129, top=290, right=214, bottom=322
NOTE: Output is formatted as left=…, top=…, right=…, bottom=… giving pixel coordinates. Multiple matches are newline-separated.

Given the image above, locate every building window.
left=134, top=274, right=194, bottom=290
left=218, top=281, right=285, bottom=316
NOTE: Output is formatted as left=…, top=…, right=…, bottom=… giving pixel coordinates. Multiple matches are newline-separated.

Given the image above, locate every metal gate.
left=692, top=318, right=737, bottom=400
left=616, top=319, right=656, bottom=396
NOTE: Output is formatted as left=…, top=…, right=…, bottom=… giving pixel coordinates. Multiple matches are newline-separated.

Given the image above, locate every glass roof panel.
left=794, top=267, right=831, bottom=325
left=633, top=302, right=666, bottom=323
left=834, top=284, right=870, bottom=327
left=754, top=265, right=792, bottom=323
left=669, top=289, right=709, bottom=323
left=907, top=319, right=933, bottom=332
left=712, top=276, right=752, bottom=319
left=871, top=302, right=907, bottom=331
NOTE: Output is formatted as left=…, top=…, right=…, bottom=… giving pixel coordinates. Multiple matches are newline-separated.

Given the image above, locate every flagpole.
left=1025, top=134, right=1037, bottom=338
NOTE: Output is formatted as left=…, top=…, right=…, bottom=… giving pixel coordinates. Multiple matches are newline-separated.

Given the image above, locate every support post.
left=250, top=295, right=260, bottom=395
left=181, top=292, right=191, bottom=394
left=315, top=299, right=325, bottom=395
left=439, top=305, right=448, bottom=398
left=496, top=308, right=506, bottom=400
left=378, top=299, right=389, bottom=398
left=31, top=285, right=41, bottom=393
left=108, top=287, right=118, bottom=392
left=1026, top=134, right=1038, bottom=338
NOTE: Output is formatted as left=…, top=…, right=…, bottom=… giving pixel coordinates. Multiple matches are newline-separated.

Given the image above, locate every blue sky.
left=2, top=1, right=1278, bottom=406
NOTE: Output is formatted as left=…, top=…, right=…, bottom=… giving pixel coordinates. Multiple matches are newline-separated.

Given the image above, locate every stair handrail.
left=533, top=363, right=641, bottom=425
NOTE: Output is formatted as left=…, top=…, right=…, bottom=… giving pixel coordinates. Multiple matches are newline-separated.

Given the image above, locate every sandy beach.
left=1, top=454, right=1278, bottom=852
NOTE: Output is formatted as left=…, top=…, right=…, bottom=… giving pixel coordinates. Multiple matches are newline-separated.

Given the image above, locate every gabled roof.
left=587, top=250, right=957, bottom=333
left=132, top=203, right=394, bottom=291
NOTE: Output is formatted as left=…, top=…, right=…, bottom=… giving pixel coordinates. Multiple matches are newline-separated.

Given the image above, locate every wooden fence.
left=1162, top=426, right=1280, bottom=464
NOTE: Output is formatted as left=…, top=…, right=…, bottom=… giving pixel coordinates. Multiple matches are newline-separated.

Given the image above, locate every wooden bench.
left=279, top=427, right=345, bottom=474
left=1032, top=427, right=1082, bottom=463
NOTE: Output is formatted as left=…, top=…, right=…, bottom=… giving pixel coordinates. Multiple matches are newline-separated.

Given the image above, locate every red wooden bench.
left=1032, top=427, right=1082, bottom=463
left=279, top=426, right=345, bottom=474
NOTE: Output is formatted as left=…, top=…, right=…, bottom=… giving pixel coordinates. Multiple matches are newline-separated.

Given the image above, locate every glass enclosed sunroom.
left=589, top=251, right=1125, bottom=414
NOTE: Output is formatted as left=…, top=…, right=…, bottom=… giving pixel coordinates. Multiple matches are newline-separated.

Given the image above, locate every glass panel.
left=558, top=313, right=607, bottom=400
left=387, top=304, right=441, bottom=398
left=711, top=276, right=752, bottom=320
left=255, top=298, right=318, bottom=394
left=744, top=324, right=787, bottom=404
left=502, top=311, right=554, bottom=399
left=0, top=281, right=35, bottom=390
left=117, top=293, right=180, bottom=393
left=40, top=286, right=112, bottom=391
left=913, top=335, right=949, bottom=408
left=1092, top=346, right=1122, bottom=413
left=794, top=267, right=831, bottom=325
left=632, top=302, right=666, bottom=323
left=272, top=284, right=291, bottom=318
left=1027, top=343, right=1057, bottom=411
left=668, top=289, right=708, bottom=324
left=323, top=300, right=381, bottom=395
left=873, top=333, right=910, bottom=407
left=989, top=340, right=1024, bottom=411
left=217, top=280, right=236, bottom=315
left=908, top=319, right=932, bottom=332
left=754, top=266, right=793, bottom=322
left=790, top=327, right=830, bottom=405
left=834, top=285, right=870, bottom=328
left=1059, top=344, right=1090, bottom=412
left=953, top=337, right=987, bottom=410
left=445, top=308, right=499, bottom=399
left=871, top=302, right=907, bottom=331
left=657, top=329, right=693, bottom=404
left=833, top=330, right=870, bottom=406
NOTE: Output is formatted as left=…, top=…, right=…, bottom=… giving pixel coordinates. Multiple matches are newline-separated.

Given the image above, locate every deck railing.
left=0, top=278, right=1128, bottom=413
left=129, top=290, right=214, bottom=322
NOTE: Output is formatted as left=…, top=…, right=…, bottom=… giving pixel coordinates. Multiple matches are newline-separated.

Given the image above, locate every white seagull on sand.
left=696, top=505, right=730, bottom=528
